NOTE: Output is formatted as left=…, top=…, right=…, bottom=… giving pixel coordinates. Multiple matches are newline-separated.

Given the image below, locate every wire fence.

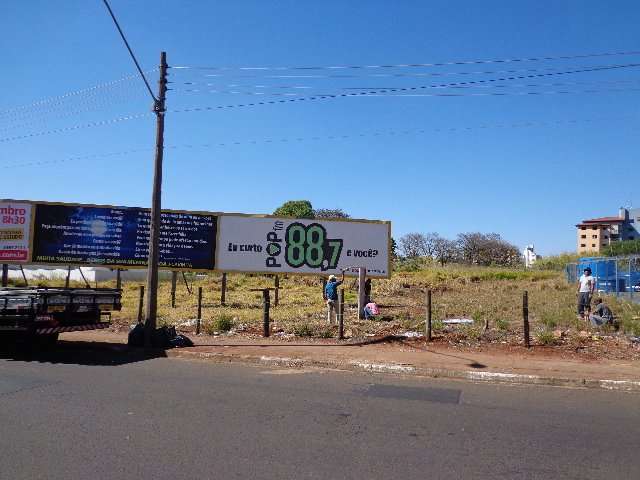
left=566, top=255, right=640, bottom=303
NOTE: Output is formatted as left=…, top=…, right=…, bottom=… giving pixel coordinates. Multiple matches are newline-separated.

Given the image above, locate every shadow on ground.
left=0, top=340, right=167, bottom=366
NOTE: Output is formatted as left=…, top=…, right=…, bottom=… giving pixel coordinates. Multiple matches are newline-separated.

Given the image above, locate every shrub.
left=495, top=318, right=510, bottom=331
left=540, top=312, right=559, bottom=329
left=293, top=323, right=314, bottom=337
left=535, top=329, right=558, bottom=346
left=206, top=314, right=234, bottom=334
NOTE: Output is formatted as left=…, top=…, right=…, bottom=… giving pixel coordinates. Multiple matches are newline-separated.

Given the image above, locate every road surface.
left=1, top=343, right=639, bottom=479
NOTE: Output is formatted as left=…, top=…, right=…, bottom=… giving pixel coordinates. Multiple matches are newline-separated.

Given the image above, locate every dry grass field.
left=95, top=265, right=640, bottom=344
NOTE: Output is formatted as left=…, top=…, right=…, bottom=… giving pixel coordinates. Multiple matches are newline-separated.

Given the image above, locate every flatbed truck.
left=0, top=287, right=121, bottom=346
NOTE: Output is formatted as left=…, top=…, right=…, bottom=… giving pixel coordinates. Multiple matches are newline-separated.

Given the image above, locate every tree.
left=399, top=232, right=430, bottom=258
left=273, top=200, right=314, bottom=219
left=390, top=237, right=398, bottom=260
left=456, top=232, right=521, bottom=267
left=313, top=208, right=350, bottom=219
left=433, top=236, right=458, bottom=266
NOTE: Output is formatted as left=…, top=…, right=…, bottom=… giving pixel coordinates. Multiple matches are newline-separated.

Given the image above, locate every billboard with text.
left=0, top=201, right=32, bottom=263
left=216, top=215, right=391, bottom=277
left=31, top=203, right=217, bottom=270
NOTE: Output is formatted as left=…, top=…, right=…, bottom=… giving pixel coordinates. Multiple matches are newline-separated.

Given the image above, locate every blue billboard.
left=31, top=203, right=217, bottom=270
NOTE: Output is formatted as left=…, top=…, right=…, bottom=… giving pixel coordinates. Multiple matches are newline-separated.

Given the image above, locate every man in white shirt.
left=577, top=267, right=595, bottom=320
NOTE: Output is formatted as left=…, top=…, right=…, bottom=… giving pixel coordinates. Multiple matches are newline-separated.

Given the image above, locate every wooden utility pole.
left=144, top=51, right=168, bottom=348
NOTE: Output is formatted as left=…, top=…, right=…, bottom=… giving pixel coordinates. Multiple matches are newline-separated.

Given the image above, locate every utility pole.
left=144, top=51, right=168, bottom=348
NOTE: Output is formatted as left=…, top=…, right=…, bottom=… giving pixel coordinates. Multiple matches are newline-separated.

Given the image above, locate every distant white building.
left=523, top=245, right=538, bottom=268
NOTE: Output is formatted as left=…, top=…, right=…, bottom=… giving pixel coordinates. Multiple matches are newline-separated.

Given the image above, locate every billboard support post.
left=137, top=285, right=145, bottom=324
left=358, top=267, right=367, bottom=320
left=262, top=289, right=270, bottom=337
left=115, top=269, right=122, bottom=290
left=170, top=271, right=177, bottom=308
left=221, top=273, right=227, bottom=306
left=274, top=276, right=279, bottom=307
left=144, top=51, right=168, bottom=348
left=196, top=286, right=203, bottom=335
left=65, top=266, right=71, bottom=288
left=1, top=264, right=7, bottom=287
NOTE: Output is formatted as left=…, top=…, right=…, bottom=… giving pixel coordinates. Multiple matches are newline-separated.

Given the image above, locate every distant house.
left=576, top=207, right=640, bottom=254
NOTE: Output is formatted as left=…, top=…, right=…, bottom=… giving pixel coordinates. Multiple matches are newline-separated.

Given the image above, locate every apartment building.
left=576, top=207, right=640, bottom=254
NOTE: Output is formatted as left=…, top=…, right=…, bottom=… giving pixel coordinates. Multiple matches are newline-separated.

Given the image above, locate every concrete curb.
left=166, top=349, right=640, bottom=392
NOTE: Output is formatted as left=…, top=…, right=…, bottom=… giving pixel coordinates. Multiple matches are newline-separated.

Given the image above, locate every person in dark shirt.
left=589, top=298, right=615, bottom=328
left=325, top=271, right=345, bottom=324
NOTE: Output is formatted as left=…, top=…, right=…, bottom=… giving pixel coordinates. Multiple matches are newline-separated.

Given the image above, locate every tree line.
left=397, top=231, right=522, bottom=267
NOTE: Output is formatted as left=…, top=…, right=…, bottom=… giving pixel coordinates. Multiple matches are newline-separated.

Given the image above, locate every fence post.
left=425, top=289, right=432, bottom=342
left=171, top=271, right=177, bottom=308
left=630, top=259, right=634, bottom=301
left=115, top=269, right=122, bottom=290
left=615, top=260, right=619, bottom=296
left=221, top=273, right=227, bottom=306
left=1, top=264, right=8, bottom=287
left=338, top=288, right=345, bottom=340
left=137, top=285, right=145, bottom=324
left=358, top=267, right=367, bottom=320
left=523, top=291, right=530, bottom=348
left=196, top=286, right=202, bottom=335
left=262, top=289, right=270, bottom=337
left=274, top=275, right=279, bottom=307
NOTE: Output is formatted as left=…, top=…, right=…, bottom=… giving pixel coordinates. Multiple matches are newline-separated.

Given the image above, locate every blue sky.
left=1, top=0, right=639, bottom=255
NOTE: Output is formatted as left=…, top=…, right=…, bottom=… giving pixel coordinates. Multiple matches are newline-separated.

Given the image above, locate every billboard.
left=0, top=201, right=32, bottom=262
left=31, top=203, right=217, bottom=270
left=216, top=215, right=391, bottom=278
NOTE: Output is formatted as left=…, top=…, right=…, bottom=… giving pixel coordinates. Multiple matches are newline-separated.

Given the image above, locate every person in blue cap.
left=325, top=270, right=346, bottom=324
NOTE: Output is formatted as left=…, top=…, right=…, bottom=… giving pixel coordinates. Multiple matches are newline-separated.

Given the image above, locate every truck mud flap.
left=35, top=323, right=110, bottom=335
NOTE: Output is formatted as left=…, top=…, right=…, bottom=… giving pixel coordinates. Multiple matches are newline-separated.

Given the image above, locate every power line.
left=169, top=78, right=640, bottom=96
left=0, top=72, right=147, bottom=119
left=169, top=49, right=640, bottom=72
left=3, top=114, right=635, bottom=169
left=0, top=84, right=149, bottom=130
left=170, top=63, right=640, bottom=113
left=171, top=62, right=634, bottom=80
left=101, top=0, right=157, bottom=102
left=0, top=112, right=152, bottom=143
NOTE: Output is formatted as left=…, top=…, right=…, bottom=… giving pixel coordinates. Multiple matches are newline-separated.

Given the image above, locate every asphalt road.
left=1, top=343, right=639, bottom=479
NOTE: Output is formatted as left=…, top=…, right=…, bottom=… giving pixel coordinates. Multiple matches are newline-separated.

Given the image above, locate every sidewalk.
left=61, top=330, right=640, bottom=392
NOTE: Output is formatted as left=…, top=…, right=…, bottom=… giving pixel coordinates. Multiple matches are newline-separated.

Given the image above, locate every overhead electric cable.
left=170, top=63, right=640, bottom=113
left=0, top=72, right=150, bottom=119
left=3, top=115, right=635, bottom=169
left=0, top=112, right=152, bottom=143
left=169, top=49, right=640, bottom=71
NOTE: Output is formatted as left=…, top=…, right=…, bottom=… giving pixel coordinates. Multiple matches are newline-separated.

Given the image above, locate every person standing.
left=325, top=271, right=345, bottom=324
left=577, top=267, right=596, bottom=320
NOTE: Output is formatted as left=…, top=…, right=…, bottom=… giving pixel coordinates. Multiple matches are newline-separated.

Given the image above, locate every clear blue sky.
left=2, top=0, right=639, bottom=255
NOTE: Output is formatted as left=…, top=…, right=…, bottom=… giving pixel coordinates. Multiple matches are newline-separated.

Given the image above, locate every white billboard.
left=0, top=201, right=32, bottom=263
left=216, top=215, right=391, bottom=278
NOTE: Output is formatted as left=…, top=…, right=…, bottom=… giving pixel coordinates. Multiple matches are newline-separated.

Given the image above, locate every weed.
left=495, top=318, right=509, bottom=331
left=293, top=323, right=314, bottom=337
left=315, top=325, right=335, bottom=338
left=535, top=329, right=558, bottom=346
left=210, top=314, right=234, bottom=333
left=540, top=311, right=559, bottom=329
